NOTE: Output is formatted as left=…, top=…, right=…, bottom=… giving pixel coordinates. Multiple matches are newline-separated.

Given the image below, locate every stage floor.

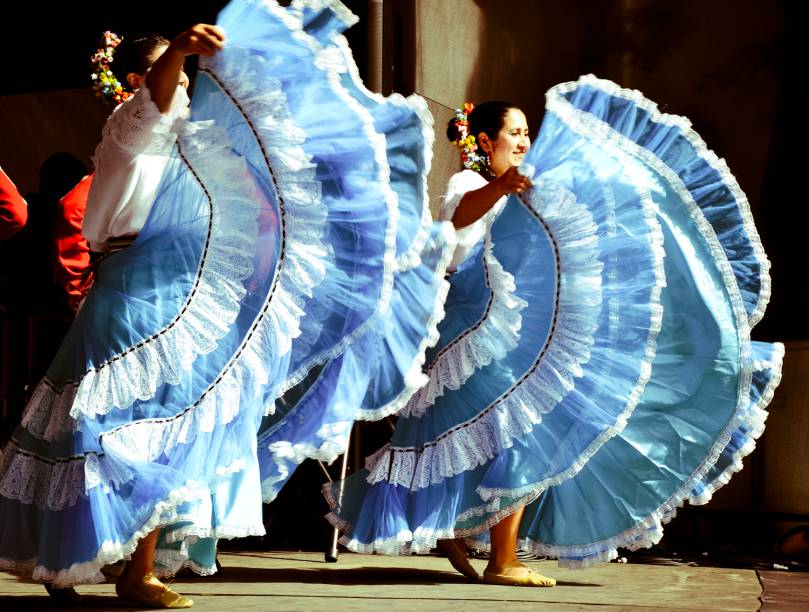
left=0, top=550, right=803, bottom=610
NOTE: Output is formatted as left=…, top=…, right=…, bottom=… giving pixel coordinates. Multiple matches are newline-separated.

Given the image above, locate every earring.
left=480, top=152, right=494, bottom=179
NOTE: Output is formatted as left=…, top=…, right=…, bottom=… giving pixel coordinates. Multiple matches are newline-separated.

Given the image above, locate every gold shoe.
left=483, top=560, right=556, bottom=587
left=437, top=538, right=480, bottom=581
left=116, top=572, right=194, bottom=608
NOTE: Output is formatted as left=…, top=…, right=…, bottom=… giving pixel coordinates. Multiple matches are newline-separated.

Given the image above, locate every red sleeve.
left=54, top=173, right=93, bottom=310
left=0, top=166, right=28, bottom=241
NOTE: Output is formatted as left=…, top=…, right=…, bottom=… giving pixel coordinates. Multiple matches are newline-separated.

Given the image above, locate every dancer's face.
left=482, top=108, right=530, bottom=177
left=126, top=44, right=190, bottom=91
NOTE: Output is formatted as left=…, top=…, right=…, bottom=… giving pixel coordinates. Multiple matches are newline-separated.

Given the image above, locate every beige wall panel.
left=413, top=0, right=781, bottom=220
left=415, top=0, right=596, bottom=214
left=424, top=97, right=458, bottom=218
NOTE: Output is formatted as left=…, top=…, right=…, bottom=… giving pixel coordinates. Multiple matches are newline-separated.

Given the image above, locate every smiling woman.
left=325, top=77, right=782, bottom=587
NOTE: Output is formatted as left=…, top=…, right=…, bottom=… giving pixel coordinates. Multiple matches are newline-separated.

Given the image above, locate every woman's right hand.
left=495, top=166, right=532, bottom=197
left=170, top=24, right=226, bottom=58
left=147, top=24, right=226, bottom=113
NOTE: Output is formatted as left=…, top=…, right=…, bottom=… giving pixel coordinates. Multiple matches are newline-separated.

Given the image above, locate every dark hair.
left=445, top=101, right=517, bottom=144
left=111, top=33, right=170, bottom=85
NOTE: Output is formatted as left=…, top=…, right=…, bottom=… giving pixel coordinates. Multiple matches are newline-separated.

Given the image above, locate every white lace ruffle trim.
left=95, top=47, right=333, bottom=467
left=521, top=342, right=784, bottom=568
left=0, top=440, right=88, bottom=511
left=399, top=240, right=527, bottom=419
left=98, top=82, right=189, bottom=158
left=365, top=179, right=605, bottom=490
left=553, top=74, right=771, bottom=328
left=352, top=222, right=455, bottom=422
left=0, top=481, right=206, bottom=586
left=261, top=224, right=456, bottom=501
left=74, top=105, right=260, bottom=420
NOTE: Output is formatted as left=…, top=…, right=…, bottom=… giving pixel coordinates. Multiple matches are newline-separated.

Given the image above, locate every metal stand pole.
left=324, top=431, right=351, bottom=562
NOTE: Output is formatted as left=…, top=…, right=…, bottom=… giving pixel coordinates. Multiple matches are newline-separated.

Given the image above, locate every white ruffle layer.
left=521, top=342, right=784, bottom=568
left=365, top=179, right=605, bottom=490
left=261, top=224, right=455, bottom=502
left=399, top=242, right=527, bottom=419
left=556, top=74, right=771, bottom=327
left=6, top=39, right=332, bottom=505
left=0, top=481, right=207, bottom=586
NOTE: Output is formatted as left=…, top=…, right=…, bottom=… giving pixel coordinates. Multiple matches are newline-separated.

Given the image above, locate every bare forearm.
left=451, top=166, right=532, bottom=229
left=452, top=181, right=507, bottom=229
left=145, top=48, right=186, bottom=113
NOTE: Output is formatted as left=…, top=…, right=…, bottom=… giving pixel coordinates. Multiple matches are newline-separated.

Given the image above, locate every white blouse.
left=439, top=170, right=507, bottom=271
left=83, top=83, right=189, bottom=252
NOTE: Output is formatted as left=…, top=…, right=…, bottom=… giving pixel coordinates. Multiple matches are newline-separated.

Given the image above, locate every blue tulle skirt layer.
left=0, top=0, right=450, bottom=584
left=325, top=75, right=782, bottom=567
left=253, top=1, right=454, bottom=503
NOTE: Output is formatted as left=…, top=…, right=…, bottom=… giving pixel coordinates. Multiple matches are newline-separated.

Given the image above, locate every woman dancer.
left=326, top=81, right=782, bottom=586
left=0, top=0, right=453, bottom=607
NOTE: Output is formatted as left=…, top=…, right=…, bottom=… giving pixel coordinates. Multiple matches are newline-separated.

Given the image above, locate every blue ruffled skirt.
left=325, top=75, right=783, bottom=567
left=0, top=0, right=451, bottom=584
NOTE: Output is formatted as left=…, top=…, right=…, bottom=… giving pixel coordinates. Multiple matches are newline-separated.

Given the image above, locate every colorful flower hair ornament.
left=452, top=102, right=487, bottom=173
left=90, top=31, right=132, bottom=106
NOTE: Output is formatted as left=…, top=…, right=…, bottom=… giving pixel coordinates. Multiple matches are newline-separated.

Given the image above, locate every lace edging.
left=365, top=179, right=609, bottom=490
left=71, top=113, right=260, bottom=419
left=0, top=481, right=206, bottom=586
left=329, top=32, right=436, bottom=271
left=522, top=343, right=783, bottom=569
left=398, top=240, right=527, bottom=419
left=99, top=82, right=188, bottom=158
left=0, top=439, right=87, bottom=511
left=558, top=74, right=771, bottom=328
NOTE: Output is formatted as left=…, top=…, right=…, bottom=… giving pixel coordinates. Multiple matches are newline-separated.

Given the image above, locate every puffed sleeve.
left=98, top=81, right=189, bottom=156
left=0, top=166, right=27, bottom=241
left=83, top=83, right=189, bottom=251
left=438, top=169, right=488, bottom=222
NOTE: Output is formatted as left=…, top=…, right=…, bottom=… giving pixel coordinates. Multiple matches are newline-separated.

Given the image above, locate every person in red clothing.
left=53, top=173, right=93, bottom=310
left=0, top=166, right=27, bottom=241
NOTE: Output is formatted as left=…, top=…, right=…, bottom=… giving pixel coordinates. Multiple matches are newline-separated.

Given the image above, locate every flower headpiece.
left=90, top=31, right=132, bottom=106
left=451, top=102, right=486, bottom=173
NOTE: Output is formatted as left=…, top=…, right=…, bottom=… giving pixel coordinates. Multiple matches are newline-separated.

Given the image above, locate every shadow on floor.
left=173, top=564, right=603, bottom=589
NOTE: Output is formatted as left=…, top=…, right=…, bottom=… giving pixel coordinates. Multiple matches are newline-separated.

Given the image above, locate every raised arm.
left=452, top=166, right=532, bottom=229
left=146, top=24, right=226, bottom=113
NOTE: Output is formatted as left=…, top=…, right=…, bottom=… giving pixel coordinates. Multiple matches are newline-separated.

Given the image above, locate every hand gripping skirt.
left=325, top=74, right=783, bottom=568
